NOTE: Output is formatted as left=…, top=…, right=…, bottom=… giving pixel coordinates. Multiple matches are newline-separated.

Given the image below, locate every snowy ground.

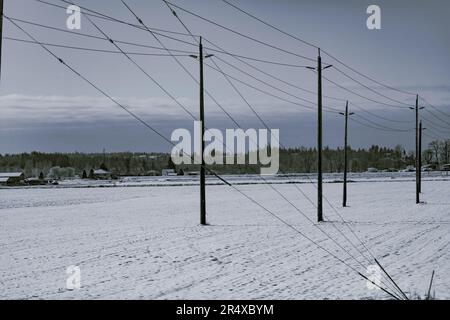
left=25, top=171, right=450, bottom=188
left=0, top=177, right=449, bottom=299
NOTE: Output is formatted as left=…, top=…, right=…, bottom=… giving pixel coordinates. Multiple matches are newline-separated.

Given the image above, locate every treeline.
left=0, top=152, right=170, bottom=177
left=0, top=140, right=448, bottom=177
left=0, top=145, right=409, bottom=177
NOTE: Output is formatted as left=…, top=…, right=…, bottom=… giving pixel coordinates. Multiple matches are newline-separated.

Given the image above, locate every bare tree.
left=423, top=149, right=433, bottom=164
left=429, top=140, right=441, bottom=165
left=440, top=140, right=450, bottom=164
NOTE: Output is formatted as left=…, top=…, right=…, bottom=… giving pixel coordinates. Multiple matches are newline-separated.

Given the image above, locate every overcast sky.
left=1, top=0, right=449, bottom=154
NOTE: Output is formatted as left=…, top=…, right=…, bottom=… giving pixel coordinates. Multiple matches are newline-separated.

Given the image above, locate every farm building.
left=90, top=169, right=112, bottom=180
left=0, top=172, right=25, bottom=186
left=25, top=178, right=48, bottom=186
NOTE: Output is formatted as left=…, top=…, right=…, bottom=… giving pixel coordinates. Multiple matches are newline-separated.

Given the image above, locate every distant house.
left=92, top=169, right=111, bottom=180
left=442, top=164, right=450, bottom=171
left=161, top=169, right=177, bottom=176
left=0, top=172, right=25, bottom=186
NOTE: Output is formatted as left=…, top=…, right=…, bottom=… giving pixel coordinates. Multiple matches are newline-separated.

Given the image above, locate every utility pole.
left=415, top=95, right=419, bottom=204
left=419, top=120, right=423, bottom=193
left=410, top=95, right=424, bottom=204
left=199, top=36, right=206, bottom=225
left=307, top=48, right=332, bottom=222
left=190, top=37, right=213, bottom=225
left=339, top=101, right=354, bottom=207
left=317, top=48, right=323, bottom=222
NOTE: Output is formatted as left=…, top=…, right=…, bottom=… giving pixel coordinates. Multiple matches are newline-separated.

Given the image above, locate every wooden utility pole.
left=199, top=36, right=206, bottom=225
left=410, top=95, right=424, bottom=203
left=190, top=37, right=213, bottom=225
left=309, top=48, right=333, bottom=221
left=340, top=101, right=354, bottom=207
left=415, top=95, right=419, bottom=204
left=317, top=48, right=323, bottom=222
left=419, top=120, right=423, bottom=193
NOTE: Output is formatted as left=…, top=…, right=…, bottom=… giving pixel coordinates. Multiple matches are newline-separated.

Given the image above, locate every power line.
left=8, top=3, right=407, bottom=298
left=422, top=116, right=450, bottom=133
left=219, top=0, right=417, bottom=99
left=218, top=0, right=420, bottom=122
left=14, top=4, right=418, bottom=147
left=34, top=0, right=210, bottom=48
left=421, top=97, right=450, bottom=119
left=161, top=1, right=406, bottom=298
left=214, top=0, right=415, bottom=99
left=6, top=16, right=199, bottom=51
left=206, top=56, right=406, bottom=297
left=7, top=16, right=313, bottom=69
left=205, top=37, right=416, bottom=129
left=322, top=73, right=411, bottom=110
left=164, top=0, right=373, bottom=262
left=122, top=2, right=349, bottom=246
left=163, top=0, right=421, bottom=116
left=426, top=127, right=448, bottom=140
left=354, top=114, right=413, bottom=132
left=206, top=58, right=408, bottom=300
left=163, top=1, right=317, bottom=63
left=350, top=117, right=412, bottom=133
left=330, top=65, right=413, bottom=108
left=209, top=55, right=342, bottom=112
left=204, top=37, right=345, bottom=102
left=35, top=0, right=199, bottom=38
left=119, top=0, right=244, bottom=132
left=6, top=16, right=403, bottom=298
left=128, top=0, right=348, bottom=235
left=204, top=62, right=327, bottom=113
left=203, top=47, right=312, bottom=68
left=220, top=0, right=318, bottom=49
left=207, top=41, right=417, bottom=132
left=5, top=15, right=233, bottom=185
left=423, top=131, right=443, bottom=141
left=322, top=50, right=416, bottom=97
left=4, top=36, right=193, bottom=56
left=423, top=111, right=450, bottom=129
left=349, top=102, right=414, bottom=124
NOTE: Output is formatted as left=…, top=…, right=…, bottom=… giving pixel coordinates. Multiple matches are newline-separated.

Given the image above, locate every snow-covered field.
left=0, top=177, right=449, bottom=299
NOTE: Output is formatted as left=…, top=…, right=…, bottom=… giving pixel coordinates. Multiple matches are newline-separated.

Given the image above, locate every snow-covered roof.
left=0, top=172, right=24, bottom=178
left=93, top=169, right=110, bottom=174
left=0, top=177, right=9, bottom=182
